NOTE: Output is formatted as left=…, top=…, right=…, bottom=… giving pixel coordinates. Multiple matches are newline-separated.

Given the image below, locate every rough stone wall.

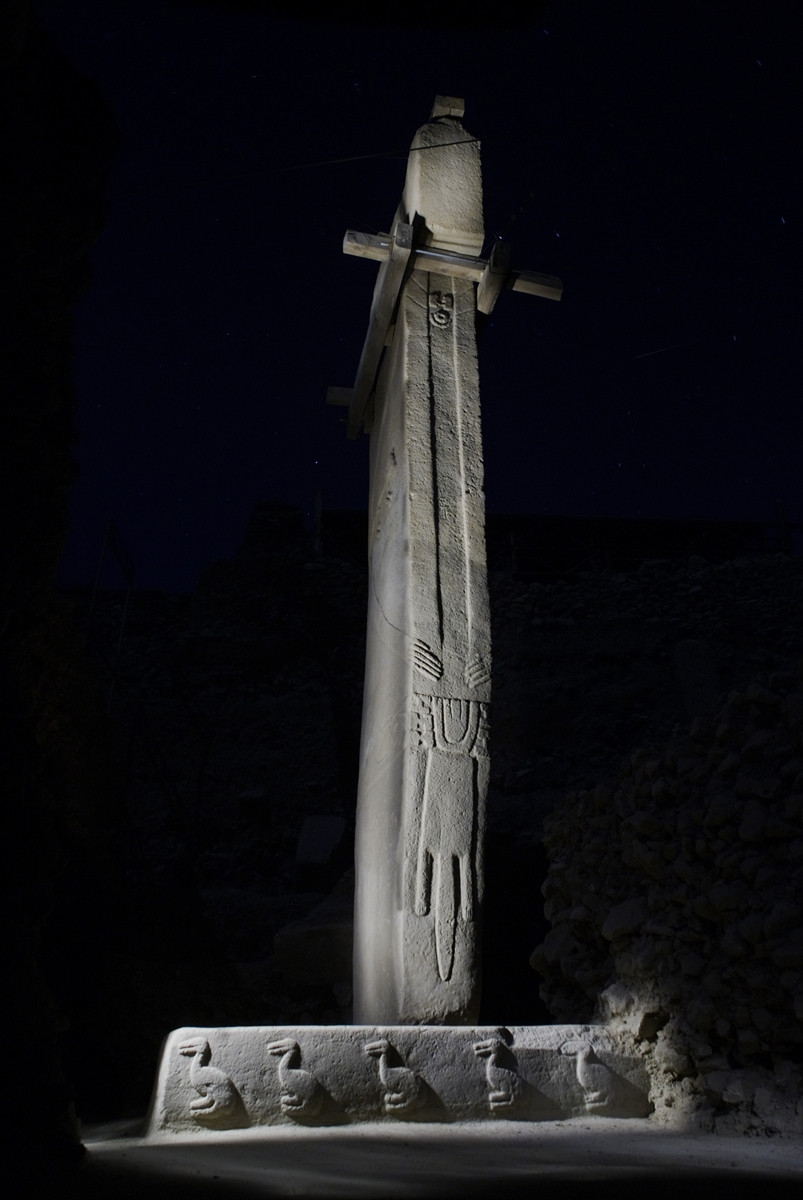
left=532, top=670, right=803, bottom=1134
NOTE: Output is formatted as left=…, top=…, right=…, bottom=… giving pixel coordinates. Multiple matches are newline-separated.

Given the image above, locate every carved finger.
left=434, top=853, right=457, bottom=982
left=414, top=847, right=432, bottom=916
left=458, top=852, right=472, bottom=921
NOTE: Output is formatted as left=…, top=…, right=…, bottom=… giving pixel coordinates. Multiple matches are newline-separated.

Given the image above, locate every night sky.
left=34, top=0, right=802, bottom=593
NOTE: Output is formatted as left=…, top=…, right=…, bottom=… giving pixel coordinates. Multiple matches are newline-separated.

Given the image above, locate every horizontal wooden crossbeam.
left=343, top=230, right=564, bottom=305
left=327, top=224, right=563, bottom=437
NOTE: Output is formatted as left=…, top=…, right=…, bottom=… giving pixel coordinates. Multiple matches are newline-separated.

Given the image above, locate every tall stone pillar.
left=143, top=104, right=652, bottom=1140
left=353, top=107, right=491, bottom=1024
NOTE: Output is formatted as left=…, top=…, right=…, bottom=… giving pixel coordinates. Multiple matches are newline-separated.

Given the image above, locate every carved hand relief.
left=409, top=694, right=488, bottom=981
left=428, top=290, right=454, bottom=327
left=473, top=1035, right=523, bottom=1113
left=266, top=1038, right=323, bottom=1119
left=414, top=811, right=474, bottom=983
left=364, top=1038, right=425, bottom=1115
left=413, top=638, right=444, bottom=681
left=178, top=1037, right=247, bottom=1129
left=464, top=655, right=490, bottom=689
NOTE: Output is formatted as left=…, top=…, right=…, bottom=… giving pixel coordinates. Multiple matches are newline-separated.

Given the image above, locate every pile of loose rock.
left=531, top=668, right=803, bottom=1134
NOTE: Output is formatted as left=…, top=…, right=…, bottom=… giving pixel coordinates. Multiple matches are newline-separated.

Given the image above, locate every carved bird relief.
left=559, top=1038, right=614, bottom=1109
left=472, top=1036, right=522, bottom=1112
left=364, top=1038, right=425, bottom=1114
left=178, top=1037, right=243, bottom=1127
left=266, top=1038, right=323, bottom=1118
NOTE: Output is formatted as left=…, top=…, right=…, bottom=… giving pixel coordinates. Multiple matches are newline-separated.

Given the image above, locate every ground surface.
left=75, top=1118, right=802, bottom=1198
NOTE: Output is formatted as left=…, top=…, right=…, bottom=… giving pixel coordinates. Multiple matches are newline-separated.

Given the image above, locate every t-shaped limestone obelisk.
left=329, top=97, right=562, bottom=1024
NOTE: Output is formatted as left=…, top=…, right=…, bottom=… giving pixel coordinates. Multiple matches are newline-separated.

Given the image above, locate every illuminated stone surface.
left=147, top=1025, right=651, bottom=1132
left=352, top=100, right=491, bottom=1025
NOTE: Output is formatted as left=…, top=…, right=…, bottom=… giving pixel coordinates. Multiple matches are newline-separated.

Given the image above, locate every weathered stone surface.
left=353, top=105, right=491, bottom=1024
left=401, top=104, right=484, bottom=255
left=532, top=655, right=803, bottom=1134
left=147, top=1024, right=651, bottom=1133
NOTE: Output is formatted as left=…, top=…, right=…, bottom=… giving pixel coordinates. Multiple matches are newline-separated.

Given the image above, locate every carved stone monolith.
left=349, top=100, right=491, bottom=1024
left=142, top=103, right=665, bottom=1147
left=331, top=98, right=561, bottom=1025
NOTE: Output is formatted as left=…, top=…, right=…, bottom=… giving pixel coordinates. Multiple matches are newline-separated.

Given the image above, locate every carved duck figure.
left=178, top=1037, right=240, bottom=1126
left=364, top=1038, right=425, bottom=1114
left=266, top=1038, right=323, bottom=1118
left=472, top=1036, right=521, bottom=1111
left=559, top=1038, right=612, bottom=1109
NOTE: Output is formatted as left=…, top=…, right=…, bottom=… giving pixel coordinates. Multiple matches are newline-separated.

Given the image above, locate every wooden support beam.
left=343, top=230, right=392, bottom=261
left=342, top=229, right=564, bottom=303
left=346, top=223, right=413, bottom=438
left=476, top=241, right=510, bottom=315
left=332, top=224, right=563, bottom=436
left=509, top=269, right=565, bottom=303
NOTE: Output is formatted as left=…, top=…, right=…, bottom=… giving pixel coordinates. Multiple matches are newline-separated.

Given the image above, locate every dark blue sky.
left=34, top=0, right=802, bottom=591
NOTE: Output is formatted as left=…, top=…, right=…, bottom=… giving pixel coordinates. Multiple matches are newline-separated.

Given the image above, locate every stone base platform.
left=147, top=1024, right=651, bottom=1134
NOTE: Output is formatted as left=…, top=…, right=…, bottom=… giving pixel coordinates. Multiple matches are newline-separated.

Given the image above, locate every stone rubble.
left=531, top=655, right=802, bottom=1135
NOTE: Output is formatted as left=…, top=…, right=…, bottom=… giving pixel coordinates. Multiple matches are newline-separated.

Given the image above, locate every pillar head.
left=431, top=95, right=465, bottom=120
left=402, top=98, right=484, bottom=256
